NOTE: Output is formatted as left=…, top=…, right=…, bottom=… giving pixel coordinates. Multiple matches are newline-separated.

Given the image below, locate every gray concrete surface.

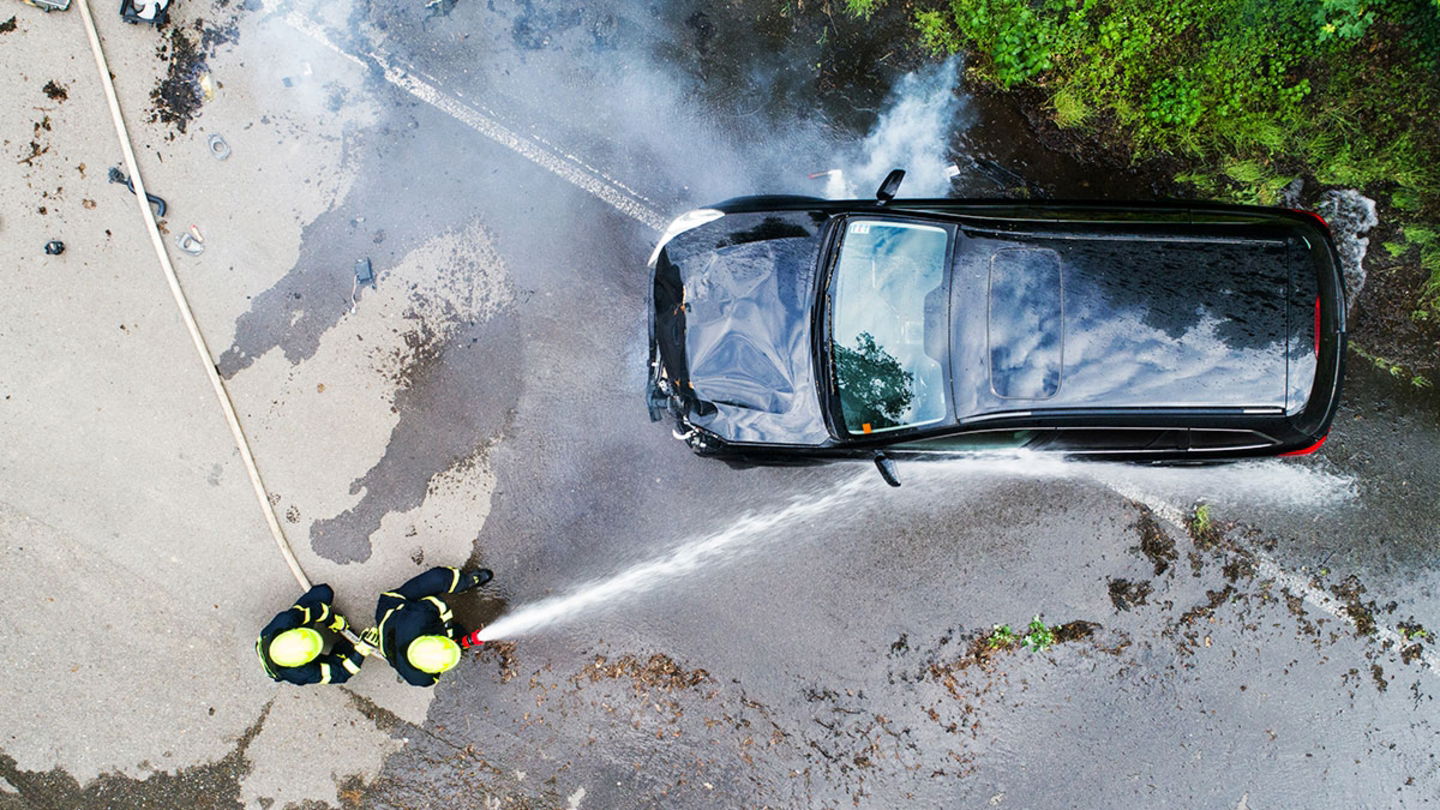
left=2, top=0, right=1438, bottom=808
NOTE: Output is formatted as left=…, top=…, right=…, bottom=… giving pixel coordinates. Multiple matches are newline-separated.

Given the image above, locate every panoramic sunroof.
left=988, top=248, right=1063, bottom=399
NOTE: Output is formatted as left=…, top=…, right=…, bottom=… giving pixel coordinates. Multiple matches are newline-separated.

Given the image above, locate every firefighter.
left=362, top=566, right=493, bottom=687
left=256, top=583, right=365, bottom=685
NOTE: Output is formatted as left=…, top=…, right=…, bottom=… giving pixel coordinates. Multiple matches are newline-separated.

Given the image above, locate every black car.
left=647, top=171, right=1345, bottom=485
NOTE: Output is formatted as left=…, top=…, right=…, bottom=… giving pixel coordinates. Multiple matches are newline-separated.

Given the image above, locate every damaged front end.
left=646, top=229, right=726, bottom=456
left=646, top=207, right=833, bottom=457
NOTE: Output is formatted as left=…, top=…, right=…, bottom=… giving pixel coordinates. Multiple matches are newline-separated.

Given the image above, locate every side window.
left=893, top=429, right=1043, bottom=452
left=1038, top=429, right=1186, bottom=453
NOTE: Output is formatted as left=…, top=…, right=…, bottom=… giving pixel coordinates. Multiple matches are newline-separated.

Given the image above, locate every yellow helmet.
left=406, top=635, right=461, bottom=674
left=270, top=627, right=323, bottom=667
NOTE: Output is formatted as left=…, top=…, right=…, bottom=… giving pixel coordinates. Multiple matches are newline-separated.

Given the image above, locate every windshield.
left=829, top=219, right=950, bottom=434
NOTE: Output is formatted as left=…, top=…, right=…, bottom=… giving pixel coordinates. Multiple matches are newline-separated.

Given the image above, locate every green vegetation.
left=1190, top=503, right=1213, bottom=534
left=1023, top=616, right=1056, bottom=652
left=987, top=623, right=1017, bottom=648
left=844, top=0, right=1440, bottom=318
left=1350, top=341, right=1434, bottom=388
left=1398, top=621, right=1432, bottom=642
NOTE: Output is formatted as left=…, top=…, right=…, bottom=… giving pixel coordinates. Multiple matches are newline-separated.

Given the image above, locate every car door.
left=887, top=428, right=1050, bottom=456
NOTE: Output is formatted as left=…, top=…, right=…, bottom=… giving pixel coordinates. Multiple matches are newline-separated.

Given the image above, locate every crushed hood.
left=653, top=211, right=831, bottom=446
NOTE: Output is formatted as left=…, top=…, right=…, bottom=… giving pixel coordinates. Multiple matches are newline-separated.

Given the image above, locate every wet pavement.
left=2, top=0, right=1437, bottom=808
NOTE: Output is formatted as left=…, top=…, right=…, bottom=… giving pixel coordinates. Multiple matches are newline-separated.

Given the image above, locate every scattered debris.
left=1108, top=578, right=1152, bottom=611
left=20, top=0, right=70, bottom=12
left=149, top=22, right=238, bottom=135
left=1331, top=574, right=1378, bottom=637
left=0, top=16, right=16, bottom=33
left=44, top=240, right=65, bottom=255
left=424, top=0, right=459, bottom=17
left=42, top=81, right=68, bottom=101
left=107, top=167, right=168, bottom=217
left=478, top=641, right=519, bottom=683
left=349, top=258, right=374, bottom=313
left=575, top=653, right=710, bottom=693
left=119, top=0, right=170, bottom=25
left=1133, top=507, right=1178, bottom=575
left=207, top=133, right=231, bottom=160
left=281, top=62, right=313, bottom=88
left=19, top=117, right=51, bottom=166
left=176, top=233, right=204, bottom=255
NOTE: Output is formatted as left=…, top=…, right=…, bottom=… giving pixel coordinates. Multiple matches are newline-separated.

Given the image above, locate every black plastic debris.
left=354, top=257, right=374, bottom=286
left=44, top=240, right=65, bottom=255
left=20, top=0, right=71, bottom=13
left=108, top=167, right=167, bottom=217
left=119, top=0, right=170, bottom=25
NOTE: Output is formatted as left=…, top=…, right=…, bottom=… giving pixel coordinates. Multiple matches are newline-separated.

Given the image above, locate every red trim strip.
left=1289, top=208, right=1330, bottom=231
left=1280, top=434, right=1328, bottom=456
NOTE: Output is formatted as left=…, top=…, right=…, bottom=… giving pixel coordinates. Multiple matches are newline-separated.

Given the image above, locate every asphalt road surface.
left=2, top=1, right=1437, bottom=808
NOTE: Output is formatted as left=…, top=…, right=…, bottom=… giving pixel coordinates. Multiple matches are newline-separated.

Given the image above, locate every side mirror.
left=875, top=169, right=905, bottom=205
left=874, top=453, right=902, bottom=487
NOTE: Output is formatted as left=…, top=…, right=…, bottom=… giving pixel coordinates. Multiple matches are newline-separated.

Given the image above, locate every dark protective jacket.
left=374, top=567, right=470, bottom=687
left=256, top=584, right=364, bottom=686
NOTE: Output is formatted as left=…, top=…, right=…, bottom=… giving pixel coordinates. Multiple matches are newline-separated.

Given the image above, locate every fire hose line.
left=76, top=0, right=368, bottom=649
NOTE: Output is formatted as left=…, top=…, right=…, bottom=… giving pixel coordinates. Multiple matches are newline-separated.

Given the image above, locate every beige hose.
left=76, top=0, right=313, bottom=592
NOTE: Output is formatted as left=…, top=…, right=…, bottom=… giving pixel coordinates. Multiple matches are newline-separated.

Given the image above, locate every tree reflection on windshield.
left=829, top=219, right=950, bottom=435
left=835, top=331, right=914, bottom=432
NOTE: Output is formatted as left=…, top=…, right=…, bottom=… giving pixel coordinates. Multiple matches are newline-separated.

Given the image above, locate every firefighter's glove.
left=327, top=612, right=349, bottom=633
left=459, top=568, right=494, bottom=592
left=355, top=626, right=380, bottom=657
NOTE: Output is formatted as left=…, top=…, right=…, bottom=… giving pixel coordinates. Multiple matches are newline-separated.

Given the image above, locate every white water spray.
left=476, top=470, right=874, bottom=641
left=1313, top=188, right=1378, bottom=305
left=478, top=453, right=1355, bottom=642
left=825, top=57, right=965, bottom=199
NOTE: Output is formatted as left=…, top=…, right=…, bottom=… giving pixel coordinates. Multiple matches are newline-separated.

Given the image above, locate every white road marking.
left=281, top=12, right=670, bottom=232
left=1105, top=481, right=1440, bottom=678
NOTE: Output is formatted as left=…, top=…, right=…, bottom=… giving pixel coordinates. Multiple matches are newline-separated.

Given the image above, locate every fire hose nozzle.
left=458, top=628, right=485, bottom=649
